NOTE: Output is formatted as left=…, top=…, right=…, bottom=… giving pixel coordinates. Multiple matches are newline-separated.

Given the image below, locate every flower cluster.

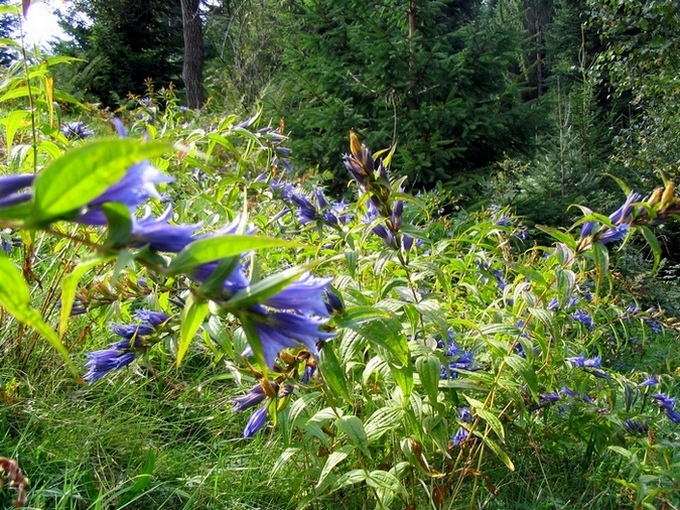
left=83, top=309, right=169, bottom=383
left=343, top=132, right=416, bottom=252
left=61, top=121, right=94, bottom=140
left=231, top=381, right=294, bottom=437
left=438, top=334, right=476, bottom=379
left=651, top=393, right=680, bottom=424
left=451, top=407, right=473, bottom=447
left=566, top=354, right=607, bottom=378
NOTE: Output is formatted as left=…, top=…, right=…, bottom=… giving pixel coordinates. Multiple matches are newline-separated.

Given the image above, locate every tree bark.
left=181, top=0, right=204, bottom=108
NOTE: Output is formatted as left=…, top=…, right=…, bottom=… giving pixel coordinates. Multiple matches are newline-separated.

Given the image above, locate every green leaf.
left=0, top=254, right=77, bottom=377
left=535, top=225, right=577, bottom=249
left=332, top=469, right=367, bottom=492
left=479, top=434, right=515, bottom=471
left=318, top=343, right=353, bottom=404
left=316, top=445, right=354, bottom=490
left=336, top=416, right=370, bottom=457
left=504, top=355, right=538, bottom=399
left=31, top=139, right=170, bottom=224
left=364, top=406, right=404, bottom=443
left=591, top=241, right=610, bottom=294
left=119, top=449, right=155, bottom=506
left=366, top=470, right=406, bottom=495
left=3, top=109, right=29, bottom=156
left=465, top=396, right=505, bottom=441
left=167, top=235, right=295, bottom=276
left=639, top=226, right=661, bottom=272
left=222, top=265, right=309, bottom=310
left=176, top=294, right=209, bottom=366
left=556, top=269, right=576, bottom=307
left=416, top=354, right=440, bottom=405
left=102, top=202, right=133, bottom=248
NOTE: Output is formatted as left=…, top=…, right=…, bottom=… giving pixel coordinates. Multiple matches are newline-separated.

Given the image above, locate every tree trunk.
left=181, top=0, right=204, bottom=108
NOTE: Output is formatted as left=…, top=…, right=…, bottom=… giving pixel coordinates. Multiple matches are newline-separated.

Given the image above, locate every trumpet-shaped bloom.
left=242, top=309, right=334, bottom=368
left=452, top=427, right=469, bottom=447
left=134, top=309, right=170, bottom=327
left=599, top=224, right=630, bottom=245
left=652, top=393, right=676, bottom=411
left=131, top=206, right=199, bottom=253
left=566, top=354, right=601, bottom=368
left=243, top=406, right=268, bottom=438
left=609, top=192, right=641, bottom=225
left=263, top=273, right=333, bottom=318
left=0, top=174, right=35, bottom=208
left=110, top=323, right=154, bottom=339
left=61, top=121, right=94, bottom=140
left=572, top=310, right=594, bottom=329
left=83, top=339, right=142, bottom=383
left=231, top=383, right=269, bottom=413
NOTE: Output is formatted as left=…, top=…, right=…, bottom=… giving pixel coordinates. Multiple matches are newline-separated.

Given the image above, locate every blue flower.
left=566, top=354, right=600, bottom=368
left=608, top=192, right=641, bottom=225
left=579, top=221, right=595, bottom=238
left=243, top=406, right=268, bottom=438
left=323, top=289, right=344, bottom=314
left=539, top=391, right=560, bottom=404
left=61, top=121, right=94, bottom=140
left=130, top=206, right=199, bottom=252
left=547, top=298, right=559, bottom=311
left=652, top=393, right=676, bottom=411
left=560, top=386, right=578, bottom=398
left=666, top=408, right=680, bottom=424
left=458, top=407, right=473, bottom=423
left=134, top=309, right=170, bottom=327
left=451, top=427, right=469, bottom=447
left=622, top=419, right=648, bottom=435
left=231, top=383, right=269, bottom=412
left=262, top=273, right=333, bottom=318
left=242, top=309, right=334, bottom=368
left=599, top=224, right=629, bottom=245
left=110, top=323, right=154, bottom=339
left=391, top=200, right=404, bottom=231
left=645, top=318, right=662, bottom=334
left=0, top=174, right=34, bottom=208
left=572, top=310, right=594, bottom=329
left=639, top=375, right=657, bottom=387
left=83, top=339, right=142, bottom=383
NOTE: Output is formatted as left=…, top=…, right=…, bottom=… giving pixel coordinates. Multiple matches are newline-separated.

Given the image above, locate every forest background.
left=0, top=0, right=679, bottom=509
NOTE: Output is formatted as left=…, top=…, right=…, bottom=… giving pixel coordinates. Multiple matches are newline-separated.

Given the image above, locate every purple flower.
left=242, top=309, right=334, bottom=368
left=566, top=354, right=600, bottom=368
left=666, top=408, right=680, bottom=424
left=243, top=406, right=268, bottom=438
left=110, top=323, right=154, bottom=339
left=323, top=289, right=344, bottom=314
left=262, top=273, right=333, bottom=318
left=0, top=174, right=35, bottom=208
left=231, top=383, right=268, bottom=412
left=458, top=407, right=473, bottom=422
left=580, top=221, right=595, bottom=238
left=77, top=162, right=173, bottom=226
left=302, top=364, right=317, bottom=384
left=83, top=339, right=142, bottom=383
left=130, top=206, right=199, bottom=252
left=608, top=192, right=641, bottom=225
left=622, top=419, right=648, bottom=435
left=547, top=298, right=559, bottom=311
left=451, top=427, right=469, bottom=447
left=652, top=393, right=676, bottom=411
left=134, top=309, right=170, bottom=327
left=599, top=224, right=629, bottom=245
left=61, top=121, right=94, bottom=140
left=539, top=391, right=560, bottom=404
left=572, top=310, right=594, bottom=329
left=560, top=386, right=578, bottom=398
left=645, top=319, right=662, bottom=334
left=639, top=375, right=657, bottom=387
left=391, top=200, right=404, bottom=231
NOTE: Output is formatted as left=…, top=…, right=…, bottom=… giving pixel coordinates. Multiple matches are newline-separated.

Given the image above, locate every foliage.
left=54, top=0, right=185, bottom=106
left=267, top=0, right=546, bottom=194
left=3, top=9, right=680, bottom=510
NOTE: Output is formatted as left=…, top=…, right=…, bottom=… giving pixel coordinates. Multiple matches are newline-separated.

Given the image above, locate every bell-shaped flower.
left=131, top=206, right=199, bottom=253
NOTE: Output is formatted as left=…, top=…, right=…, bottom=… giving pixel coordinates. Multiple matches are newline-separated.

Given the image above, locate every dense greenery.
left=1, top=1, right=680, bottom=509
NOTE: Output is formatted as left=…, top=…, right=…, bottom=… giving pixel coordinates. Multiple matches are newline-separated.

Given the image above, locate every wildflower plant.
left=2, top=53, right=680, bottom=508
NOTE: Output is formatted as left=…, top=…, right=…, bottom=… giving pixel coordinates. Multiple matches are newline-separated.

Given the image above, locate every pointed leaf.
left=167, top=235, right=295, bottom=276
left=31, top=139, right=170, bottom=224
left=176, top=294, right=209, bottom=366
